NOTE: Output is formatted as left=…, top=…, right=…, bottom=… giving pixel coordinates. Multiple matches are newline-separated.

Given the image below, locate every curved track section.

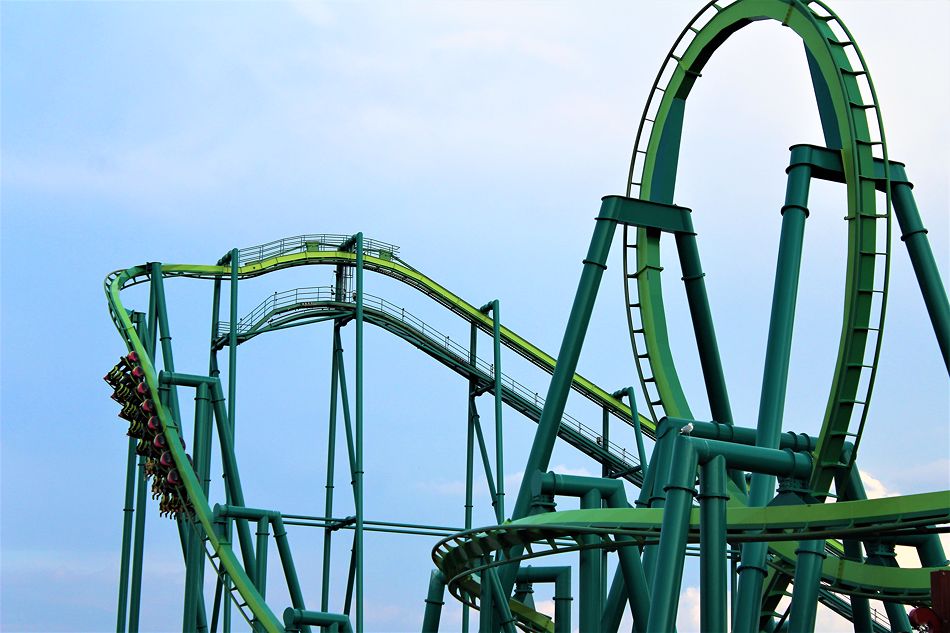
left=622, top=0, right=891, bottom=496
left=105, top=237, right=653, bottom=631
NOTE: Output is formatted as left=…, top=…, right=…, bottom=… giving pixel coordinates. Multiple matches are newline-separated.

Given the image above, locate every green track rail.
left=105, top=2, right=949, bottom=631
left=105, top=240, right=652, bottom=631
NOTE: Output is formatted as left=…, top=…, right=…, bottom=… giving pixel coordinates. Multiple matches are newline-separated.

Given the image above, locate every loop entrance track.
left=105, top=2, right=949, bottom=632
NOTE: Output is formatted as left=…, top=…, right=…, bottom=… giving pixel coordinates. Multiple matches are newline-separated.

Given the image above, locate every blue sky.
left=2, top=2, right=948, bottom=631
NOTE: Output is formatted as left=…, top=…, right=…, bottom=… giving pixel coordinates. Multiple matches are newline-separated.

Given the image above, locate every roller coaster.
left=104, top=1, right=950, bottom=632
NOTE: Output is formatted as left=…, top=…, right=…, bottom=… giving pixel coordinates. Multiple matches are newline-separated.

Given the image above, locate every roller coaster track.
left=105, top=1, right=950, bottom=631
left=105, top=238, right=656, bottom=632
left=214, top=286, right=644, bottom=483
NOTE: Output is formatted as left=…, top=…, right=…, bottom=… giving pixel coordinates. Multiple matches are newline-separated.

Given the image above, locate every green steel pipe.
left=842, top=463, right=913, bottom=632
left=506, top=212, right=618, bottom=600
left=485, top=569, right=517, bottom=633
left=160, top=374, right=258, bottom=580
left=322, top=324, right=341, bottom=614
left=615, top=387, right=648, bottom=475
left=699, top=455, right=728, bottom=633
left=674, top=230, right=736, bottom=432
left=421, top=569, right=447, bottom=633
left=690, top=437, right=813, bottom=480
left=128, top=286, right=160, bottom=632
left=787, top=539, right=827, bottom=633
left=207, top=384, right=257, bottom=582
left=156, top=270, right=209, bottom=631
left=150, top=264, right=181, bottom=421
left=478, top=567, right=493, bottom=633
left=226, top=249, right=238, bottom=633
left=127, top=454, right=148, bottom=633
left=354, top=233, right=365, bottom=633
left=255, top=517, right=269, bottom=600
left=115, top=436, right=137, bottom=633
left=227, top=248, right=238, bottom=433
left=480, top=300, right=505, bottom=520
left=664, top=416, right=816, bottom=452
left=646, top=435, right=698, bottom=632
left=831, top=449, right=878, bottom=633
left=119, top=313, right=149, bottom=633
left=209, top=277, right=222, bottom=376
left=463, top=323, right=477, bottom=633
left=333, top=330, right=358, bottom=481
left=472, top=414, right=500, bottom=512
left=183, top=383, right=213, bottom=633
left=517, top=567, right=571, bottom=633
left=736, top=161, right=811, bottom=633
left=181, top=521, right=201, bottom=632
left=579, top=489, right=604, bottom=633
left=208, top=273, right=229, bottom=633
left=510, top=212, right=617, bottom=522
left=272, top=516, right=312, bottom=633
left=284, top=609, right=353, bottom=633
left=866, top=545, right=912, bottom=632
left=890, top=176, right=950, bottom=372
left=601, top=569, right=626, bottom=633
left=534, top=472, right=650, bottom=633
left=209, top=578, right=223, bottom=633
left=640, top=421, right=677, bottom=586
left=343, top=538, right=356, bottom=617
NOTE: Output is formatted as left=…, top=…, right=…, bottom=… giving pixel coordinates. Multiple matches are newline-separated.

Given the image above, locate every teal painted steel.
left=102, top=3, right=949, bottom=631
left=735, top=159, right=812, bottom=633
left=699, top=455, right=728, bottom=633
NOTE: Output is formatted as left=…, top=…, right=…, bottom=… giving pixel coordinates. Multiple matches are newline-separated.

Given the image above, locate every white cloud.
left=860, top=469, right=897, bottom=499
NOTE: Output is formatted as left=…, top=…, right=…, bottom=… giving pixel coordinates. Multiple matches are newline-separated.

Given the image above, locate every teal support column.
left=322, top=324, right=341, bottom=614
left=255, top=517, right=269, bottom=600
left=127, top=297, right=157, bottom=633
left=535, top=472, right=650, bottom=633
left=505, top=208, right=619, bottom=603
left=421, top=570, right=447, bottom=633
left=578, top=489, right=604, bottom=633
left=127, top=451, right=148, bottom=633
left=601, top=570, right=626, bottom=633
left=463, top=323, right=478, bottom=633
left=473, top=414, right=500, bottom=516
left=517, top=567, right=571, bottom=633
left=207, top=275, right=228, bottom=633
left=891, top=177, right=950, bottom=372
left=646, top=435, right=698, bottom=633
left=786, top=540, right=826, bottom=633
left=641, top=421, right=678, bottom=585
left=119, top=312, right=149, bottom=633
left=620, top=387, right=648, bottom=474
left=675, top=234, right=736, bottom=422
left=345, top=233, right=366, bottom=633
left=735, top=159, right=811, bottom=633
left=151, top=265, right=209, bottom=632
left=478, top=566, right=494, bottom=633
left=480, top=300, right=505, bottom=520
left=699, top=455, right=728, bottom=633
left=510, top=210, right=617, bottom=522
left=333, top=330, right=358, bottom=484
left=272, top=515, right=312, bottom=633
left=225, top=248, right=238, bottom=633
left=116, top=436, right=137, bottom=633
left=227, top=248, right=239, bottom=433
left=183, top=382, right=213, bottom=632
left=833, top=453, right=874, bottom=633
left=676, top=231, right=745, bottom=491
